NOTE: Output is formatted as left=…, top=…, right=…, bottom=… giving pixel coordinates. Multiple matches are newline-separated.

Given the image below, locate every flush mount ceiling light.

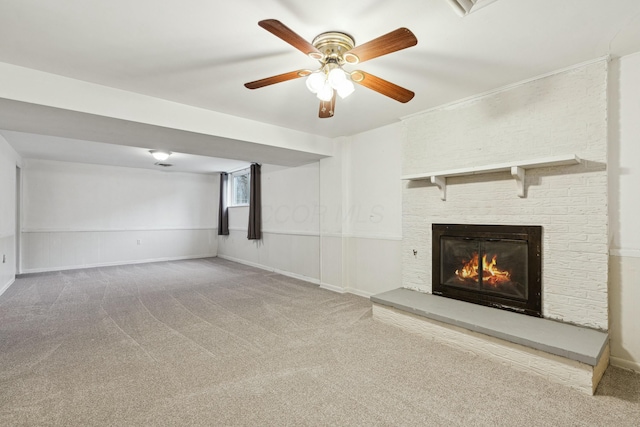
left=149, top=150, right=172, bottom=161
left=244, top=20, right=417, bottom=118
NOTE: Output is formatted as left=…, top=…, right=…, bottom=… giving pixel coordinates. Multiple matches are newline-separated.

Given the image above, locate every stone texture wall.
left=401, top=60, right=608, bottom=330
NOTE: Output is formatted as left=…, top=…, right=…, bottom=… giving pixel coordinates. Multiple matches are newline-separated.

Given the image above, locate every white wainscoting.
left=217, top=229, right=321, bottom=284
left=217, top=230, right=402, bottom=299
left=344, top=234, right=402, bottom=298
left=609, top=255, right=640, bottom=373
left=20, top=228, right=218, bottom=273
left=0, top=233, right=16, bottom=296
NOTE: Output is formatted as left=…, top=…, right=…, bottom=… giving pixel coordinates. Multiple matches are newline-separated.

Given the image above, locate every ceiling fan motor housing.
left=311, top=32, right=357, bottom=64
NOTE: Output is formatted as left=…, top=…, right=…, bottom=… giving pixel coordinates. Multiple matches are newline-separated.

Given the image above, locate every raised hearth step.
left=370, top=288, right=608, bottom=366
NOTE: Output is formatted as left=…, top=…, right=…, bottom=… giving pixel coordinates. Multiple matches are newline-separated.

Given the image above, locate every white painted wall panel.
left=21, top=159, right=218, bottom=271
left=347, top=123, right=402, bottom=240
left=341, top=123, right=403, bottom=296
left=219, top=230, right=320, bottom=283
left=218, top=163, right=321, bottom=283
left=346, top=237, right=402, bottom=297
left=262, top=163, right=320, bottom=234
left=0, top=135, right=21, bottom=293
left=23, top=159, right=217, bottom=231
left=608, top=52, right=640, bottom=372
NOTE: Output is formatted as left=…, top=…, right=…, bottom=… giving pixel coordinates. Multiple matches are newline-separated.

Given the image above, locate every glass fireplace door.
left=440, top=237, right=528, bottom=301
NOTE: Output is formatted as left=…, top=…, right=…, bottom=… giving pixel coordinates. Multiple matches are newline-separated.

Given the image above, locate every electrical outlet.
left=137, top=239, right=142, bottom=245
left=2, top=254, right=5, bottom=263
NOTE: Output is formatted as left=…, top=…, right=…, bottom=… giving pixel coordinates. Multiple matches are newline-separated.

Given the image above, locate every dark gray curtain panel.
left=218, top=172, right=229, bottom=236
left=247, top=163, right=262, bottom=240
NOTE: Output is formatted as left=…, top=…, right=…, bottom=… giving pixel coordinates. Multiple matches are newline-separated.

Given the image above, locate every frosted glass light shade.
left=328, top=68, right=347, bottom=88
left=306, top=72, right=326, bottom=93
left=336, top=80, right=355, bottom=99
left=316, top=82, right=334, bottom=101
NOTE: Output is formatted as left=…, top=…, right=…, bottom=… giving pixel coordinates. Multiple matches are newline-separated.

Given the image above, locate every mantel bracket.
left=511, top=166, right=525, bottom=198
left=430, top=176, right=446, bottom=201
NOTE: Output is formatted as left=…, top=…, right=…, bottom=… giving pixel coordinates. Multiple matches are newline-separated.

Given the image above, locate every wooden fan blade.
left=318, top=91, right=336, bottom=118
left=351, top=71, right=414, bottom=103
left=244, top=70, right=308, bottom=89
left=258, top=19, right=323, bottom=59
left=343, top=28, right=417, bottom=64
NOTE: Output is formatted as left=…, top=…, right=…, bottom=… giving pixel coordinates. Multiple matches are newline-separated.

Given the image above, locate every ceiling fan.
left=244, top=20, right=418, bottom=118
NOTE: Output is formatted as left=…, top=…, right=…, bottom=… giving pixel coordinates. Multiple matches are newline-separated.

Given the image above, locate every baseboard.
left=19, top=254, right=216, bottom=274
left=345, top=287, right=375, bottom=298
left=611, top=356, right=640, bottom=373
left=0, top=277, right=15, bottom=297
left=319, top=283, right=347, bottom=294
left=217, top=254, right=321, bottom=286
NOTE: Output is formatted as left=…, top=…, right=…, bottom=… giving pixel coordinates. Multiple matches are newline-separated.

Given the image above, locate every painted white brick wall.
left=401, top=61, right=608, bottom=330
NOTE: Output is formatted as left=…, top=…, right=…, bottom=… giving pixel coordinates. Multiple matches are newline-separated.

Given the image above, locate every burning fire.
left=455, top=252, right=511, bottom=286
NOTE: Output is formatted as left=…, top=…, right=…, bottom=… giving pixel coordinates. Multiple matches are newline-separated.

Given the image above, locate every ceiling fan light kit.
left=244, top=19, right=417, bottom=118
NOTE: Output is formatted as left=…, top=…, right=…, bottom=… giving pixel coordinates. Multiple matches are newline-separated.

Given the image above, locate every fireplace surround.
left=432, top=224, right=542, bottom=317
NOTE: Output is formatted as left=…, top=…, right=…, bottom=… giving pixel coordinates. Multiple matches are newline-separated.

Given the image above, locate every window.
left=230, top=168, right=250, bottom=206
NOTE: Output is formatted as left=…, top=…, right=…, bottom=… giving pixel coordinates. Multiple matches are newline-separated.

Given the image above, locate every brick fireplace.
left=373, top=59, right=610, bottom=393
left=401, top=60, right=608, bottom=331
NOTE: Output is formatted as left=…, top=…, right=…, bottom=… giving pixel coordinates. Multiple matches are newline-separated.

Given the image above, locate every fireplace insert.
left=432, top=224, right=542, bottom=317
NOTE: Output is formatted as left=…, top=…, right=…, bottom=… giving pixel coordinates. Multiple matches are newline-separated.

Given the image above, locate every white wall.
left=402, top=60, right=609, bottom=330
left=21, top=159, right=218, bottom=272
left=218, top=162, right=321, bottom=283
left=0, top=134, right=21, bottom=294
left=344, top=123, right=403, bottom=297
left=216, top=129, right=405, bottom=299
left=608, top=52, right=640, bottom=372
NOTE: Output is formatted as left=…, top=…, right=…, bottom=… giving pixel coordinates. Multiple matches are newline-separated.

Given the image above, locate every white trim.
left=21, top=227, right=217, bottom=233
left=610, top=249, right=640, bottom=258
left=216, top=254, right=321, bottom=285
left=18, top=254, right=215, bottom=274
left=345, top=287, right=375, bottom=298
left=0, top=278, right=15, bottom=297
left=610, top=356, right=640, bottom=373
left=344, top=233, right=403, bottom=241
left=225, top=165, right=251, bottom=174
left=225, top=229, right=402, bottom=241
left=402, top=56, right=609, bottom=120
left=320, top=283, right=347, bottom=294
left=263, top=229, right=321, bottom=237
left=226, top=228, right=321, bottom=237
left=320, top=232, right=344, bottom=239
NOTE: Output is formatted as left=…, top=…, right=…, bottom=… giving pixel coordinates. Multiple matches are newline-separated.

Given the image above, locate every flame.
left=455, top=252, right=511, bottom=287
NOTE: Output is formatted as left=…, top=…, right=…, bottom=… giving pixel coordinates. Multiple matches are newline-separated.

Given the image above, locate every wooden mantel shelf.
left=401, top=154, right=581, bottom=200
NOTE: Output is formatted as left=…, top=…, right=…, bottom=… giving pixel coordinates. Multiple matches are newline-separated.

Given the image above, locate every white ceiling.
left=1, top=0, right=640, bottom=172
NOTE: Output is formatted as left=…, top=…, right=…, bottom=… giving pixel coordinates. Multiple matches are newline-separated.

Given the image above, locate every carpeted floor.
left=1, top=258, right=639, bottom=426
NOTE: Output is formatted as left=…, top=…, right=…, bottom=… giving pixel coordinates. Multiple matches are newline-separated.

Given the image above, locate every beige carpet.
left=1, top=258, right=639, bottom=426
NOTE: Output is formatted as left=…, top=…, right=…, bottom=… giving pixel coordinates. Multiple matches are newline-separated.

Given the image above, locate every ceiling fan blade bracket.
left=350, top=71, right=364, bottom=83
left=343, top=53, right=359, bottom=65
